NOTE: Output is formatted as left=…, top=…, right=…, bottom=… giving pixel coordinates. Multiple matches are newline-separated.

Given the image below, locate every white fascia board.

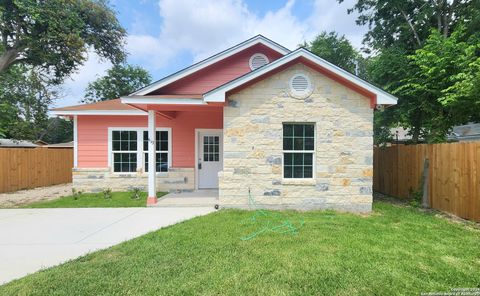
left=204, top=48, right=398, bottom=105
left=131, top=36, right=291, bottom=96
left=51, top=110, right=146, bottom=116
left=120, top=97, right=207, bottom=105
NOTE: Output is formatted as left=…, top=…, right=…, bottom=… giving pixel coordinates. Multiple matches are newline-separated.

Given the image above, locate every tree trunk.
left=0, top=48, right=19, bottom=73
left=398, top=7, right=423, bottom=47
left=411, top=126, right=421, bottom=143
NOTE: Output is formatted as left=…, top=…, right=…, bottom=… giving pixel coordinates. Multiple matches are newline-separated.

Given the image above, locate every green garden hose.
left=240, top=188, right=305, bottom=240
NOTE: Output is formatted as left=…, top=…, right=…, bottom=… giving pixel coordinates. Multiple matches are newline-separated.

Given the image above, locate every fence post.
left=422, top=158, right=430, bottom=208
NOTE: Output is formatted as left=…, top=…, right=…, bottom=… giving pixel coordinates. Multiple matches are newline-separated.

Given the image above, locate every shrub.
left=130, top=187, right=142, bottom=200
left=102, top=188, right=112, bottom=199
left=71, top=188, right=83, bottom=200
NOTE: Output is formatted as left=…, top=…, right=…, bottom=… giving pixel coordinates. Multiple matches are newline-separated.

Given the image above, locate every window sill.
left=281, top=179, right=316, bottom=186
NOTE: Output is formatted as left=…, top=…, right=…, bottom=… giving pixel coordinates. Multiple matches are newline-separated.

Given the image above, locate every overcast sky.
left=57, top=0, right=367, bottom=108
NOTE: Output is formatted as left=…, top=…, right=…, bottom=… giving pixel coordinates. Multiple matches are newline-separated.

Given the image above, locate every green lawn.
left=23, top=191, right=167, bottom=208
left=2, top=202, right=479, bottom=295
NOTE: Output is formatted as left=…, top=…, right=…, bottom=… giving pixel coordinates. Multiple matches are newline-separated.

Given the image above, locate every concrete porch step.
left=151, top=190, right=219, bottom=208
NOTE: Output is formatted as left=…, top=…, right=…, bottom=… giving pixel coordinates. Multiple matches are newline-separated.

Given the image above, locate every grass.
left=23, top=191, right=167, bottom=208
left=2, top=201, right=479, bottom=295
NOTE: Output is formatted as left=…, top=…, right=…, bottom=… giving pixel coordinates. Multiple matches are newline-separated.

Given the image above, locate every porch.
left=152, top=189, right=219, bottom=207
left=120, top=95, right=224, bottom=206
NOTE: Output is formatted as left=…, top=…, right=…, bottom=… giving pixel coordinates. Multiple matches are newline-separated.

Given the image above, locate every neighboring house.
left=52, top=35, right=398, bottom=212
left=392, top=123, right=480, bottom=143
left=0, top=139, right=38, bottom=148
left=34, top=140, right=49, bottom=146
left=450, top=123, right=480, bottom=142
left=42, top=141, right=74, bottom=148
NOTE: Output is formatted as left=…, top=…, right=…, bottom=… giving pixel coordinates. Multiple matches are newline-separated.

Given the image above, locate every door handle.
left=198, top=162, right=202, bottom=169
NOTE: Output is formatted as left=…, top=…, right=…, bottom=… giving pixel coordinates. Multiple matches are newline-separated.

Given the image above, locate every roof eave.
left=50, top=110, right=146, bottom=116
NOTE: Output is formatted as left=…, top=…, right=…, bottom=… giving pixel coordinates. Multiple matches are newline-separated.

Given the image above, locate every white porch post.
left=73, top=115, right=78, bottom=168
left=147, top=110, right=157, bottom=205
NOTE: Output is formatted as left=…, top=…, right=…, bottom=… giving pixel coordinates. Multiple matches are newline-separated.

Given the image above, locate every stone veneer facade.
left=218, top=63, right=373, bottom=212
left=73, top=168, right=194, bottom=193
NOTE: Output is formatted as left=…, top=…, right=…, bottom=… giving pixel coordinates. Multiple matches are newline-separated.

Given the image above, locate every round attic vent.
left=289, top=73, right=313, bottom=98
left=249, top=53, right=269, bottom=70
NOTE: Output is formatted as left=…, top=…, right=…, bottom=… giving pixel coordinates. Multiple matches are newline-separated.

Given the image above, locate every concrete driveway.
left=0, top=207, right=214, bottom=284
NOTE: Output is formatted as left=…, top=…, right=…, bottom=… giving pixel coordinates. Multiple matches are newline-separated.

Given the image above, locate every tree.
left=307, top=31, right=365, bottom=77
left=342, top=0, right=480, bottom=144
left=0, top=0, right=126, bottom=82
left=339, top=0, right=478, bottom=52
left=82, top=64, right=152, bottom=103
left=0, top=64, right=59, bottom=140
left=394, top=27, right=480, bottom=142
left=40, top=117, right=73, bottom=144
left=0, top=0, right=126, bottom=141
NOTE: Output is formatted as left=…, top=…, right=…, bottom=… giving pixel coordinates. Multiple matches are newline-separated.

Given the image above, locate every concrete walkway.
left=0, top=207, right=214, bottom=284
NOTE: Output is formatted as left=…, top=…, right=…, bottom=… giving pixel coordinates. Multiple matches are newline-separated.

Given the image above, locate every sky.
left=57, top=0, right=367, bottom=108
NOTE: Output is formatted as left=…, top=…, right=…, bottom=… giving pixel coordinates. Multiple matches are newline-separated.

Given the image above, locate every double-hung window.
left=143, top=130, right=169, bottom=172
left=112, top=131, right=138, bottom=172
left=283, top=123, right=315, bottom=179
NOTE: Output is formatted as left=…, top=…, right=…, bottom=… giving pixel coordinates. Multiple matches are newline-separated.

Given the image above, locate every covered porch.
left=121, top=95, right=224, bottom=206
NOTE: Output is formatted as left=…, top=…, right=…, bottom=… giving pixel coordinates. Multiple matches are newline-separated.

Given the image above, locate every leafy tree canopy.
left=82, top=64, right=152, bottom=103
left=0, top=64, right=58, bottom=140
left=0, top=0, right=126, bottom=83
left=393, top=27, right=480, bottom=142
left=339, top=0, right=479, bottom=52
left=306, top=31, right=364, bottom=76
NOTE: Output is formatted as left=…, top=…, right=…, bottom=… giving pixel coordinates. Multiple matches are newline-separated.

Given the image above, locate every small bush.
left=102, top=188, right=112, bottom=199
left=71, top=188, right=83, bottom=200
left=130, top=187, right=142, bottom=200
left=409, top=190, right=422, bottom=207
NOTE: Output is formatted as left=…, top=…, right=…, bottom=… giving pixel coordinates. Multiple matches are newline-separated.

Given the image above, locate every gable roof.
left=203, top=48, right=398, bottom=106
left=130, top=35, right=290, bottom=96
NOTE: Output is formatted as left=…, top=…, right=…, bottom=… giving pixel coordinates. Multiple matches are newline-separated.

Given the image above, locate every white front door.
left=198, top=130, right=223, bottom=189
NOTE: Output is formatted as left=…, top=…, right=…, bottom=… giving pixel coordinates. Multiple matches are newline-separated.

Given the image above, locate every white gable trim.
left=130, top=35, right=290, bottom=96
left=203, top=48, right=398, bottom=105
left=121, top=97, right=207, bottom=105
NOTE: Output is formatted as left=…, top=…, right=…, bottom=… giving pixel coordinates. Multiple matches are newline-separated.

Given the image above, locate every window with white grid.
left=283, top=123, right=315, bottom=179
left=112, top=131, right=138, bottom=172
left=143, top=130, right=169, bottom=172
left=203, top=136, right=219, bottom=162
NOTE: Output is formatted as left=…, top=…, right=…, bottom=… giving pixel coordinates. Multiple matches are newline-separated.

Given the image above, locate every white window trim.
left=107, top=127, right=172, bottom=175
left=281, top=123, right=316, bottom=181
left=249, top=53, right=269, bottom=70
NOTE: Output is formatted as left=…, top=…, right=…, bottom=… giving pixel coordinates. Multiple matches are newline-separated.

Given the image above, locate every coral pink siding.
left=149, top=43, right=283, bottom=95
left=77, top=110, right=223, bottom=168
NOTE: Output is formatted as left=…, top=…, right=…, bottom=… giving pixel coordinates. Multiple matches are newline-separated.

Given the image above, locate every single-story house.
left=52, top=35, right=398, bottom=212
left=0, top=139, right=39, bottom=148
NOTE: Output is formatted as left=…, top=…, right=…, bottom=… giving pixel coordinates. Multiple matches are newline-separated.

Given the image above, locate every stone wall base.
left=220, top=202, right=371, bottom=213
left=72, top=167, right=195, bottom=192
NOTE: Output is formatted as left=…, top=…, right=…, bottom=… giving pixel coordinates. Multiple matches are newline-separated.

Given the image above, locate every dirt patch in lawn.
left=0, top=183, right=72, bottom=208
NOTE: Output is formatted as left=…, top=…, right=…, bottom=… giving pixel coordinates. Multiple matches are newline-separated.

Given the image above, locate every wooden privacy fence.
left=374, top=142, right=480, bottom=222
left=0, top=148, right=73, bottom=193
